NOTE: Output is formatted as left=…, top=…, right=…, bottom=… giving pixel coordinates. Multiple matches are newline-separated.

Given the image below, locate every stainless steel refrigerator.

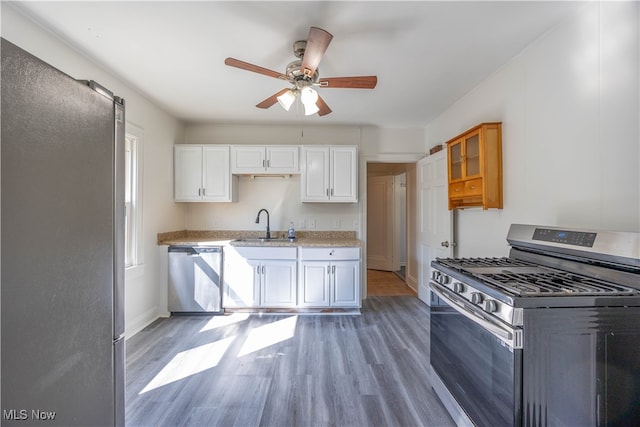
left=1, top=38, right=125, bottom=426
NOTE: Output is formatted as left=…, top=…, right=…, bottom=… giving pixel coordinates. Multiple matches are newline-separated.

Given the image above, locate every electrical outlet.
left=308, top=219, right=316, bottom=229
left=298, top=220, right=306, bottom=229
left=211, top=218, right=218, bottom=228
left=334, top=219, right=341, bottom=229
left=353, top=220, right=359, bottom=229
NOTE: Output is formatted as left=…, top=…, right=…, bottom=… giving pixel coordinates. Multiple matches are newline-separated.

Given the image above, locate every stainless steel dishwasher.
left=168, top=245, right=223, bottom=314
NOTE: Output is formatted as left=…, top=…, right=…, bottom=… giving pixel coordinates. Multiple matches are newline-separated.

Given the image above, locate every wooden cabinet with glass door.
left=446, top=122, right=502, bottom=210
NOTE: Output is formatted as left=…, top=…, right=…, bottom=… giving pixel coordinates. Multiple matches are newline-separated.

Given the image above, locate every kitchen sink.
left=233, top=237, right=295, bottom=243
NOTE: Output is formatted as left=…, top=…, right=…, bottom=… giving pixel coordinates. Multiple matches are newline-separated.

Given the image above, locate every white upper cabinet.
left=230, top=145, right=299, bottom=174
left=174, top=145, right=236, bottom=202
left=301, top=145, right=358, bottom=202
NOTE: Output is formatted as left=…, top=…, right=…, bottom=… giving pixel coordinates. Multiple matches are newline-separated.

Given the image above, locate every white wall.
left=2, top=4, right=186, bottom=337
left=183, top=123, right=425, bottom=236
left=425, top=1, right=639, bottom=257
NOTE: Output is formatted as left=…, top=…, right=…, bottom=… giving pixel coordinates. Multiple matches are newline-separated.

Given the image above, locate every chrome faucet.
left=255, top=208, right=271, bottom=239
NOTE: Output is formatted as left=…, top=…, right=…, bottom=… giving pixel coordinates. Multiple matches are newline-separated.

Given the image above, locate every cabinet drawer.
left=299, top=247, right=360, bottom=261
left=464, top=178, right=482, bottom=196
left=227, top=246, right=297, bottom=260
left=449, top=182, right=465, bottom=197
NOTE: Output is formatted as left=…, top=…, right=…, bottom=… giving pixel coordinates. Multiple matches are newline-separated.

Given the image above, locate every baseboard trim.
left=125, top=306, right=160, bottom=340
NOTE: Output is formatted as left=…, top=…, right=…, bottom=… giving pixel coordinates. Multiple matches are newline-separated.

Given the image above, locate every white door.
left=261, top=260, right=297, bottom=307
left=223, top=257, right=260, bottom=308
left=331, top=260, right=360, bottom=307
left=230, top=145, right=265, bottom=173
left=417, top=150, right=453, bottom=304
left=301, top=146, right=330, bottom=201
left=330, top=146, right=357, bottom=202
left=299, top=261, right=330, bottom=307
left=174, top=145, right=203, bottom=201
left=202, top=146, right=231, bottom=202
left=367, top=175, right=394, bottom=270
left=266, top=146, right=299, bottom=173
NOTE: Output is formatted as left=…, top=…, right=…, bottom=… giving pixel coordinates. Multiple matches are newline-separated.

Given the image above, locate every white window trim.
left=125, top=123, right=144, bottom=273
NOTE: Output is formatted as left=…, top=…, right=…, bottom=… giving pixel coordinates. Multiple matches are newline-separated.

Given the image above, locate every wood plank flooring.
left=125, top=297, right=454, bottom=427
left=367, top=269, right=417, bottom=297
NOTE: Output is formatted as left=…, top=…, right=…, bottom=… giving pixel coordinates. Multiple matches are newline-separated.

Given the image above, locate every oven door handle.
left=430, top=282, right=523, bottom=350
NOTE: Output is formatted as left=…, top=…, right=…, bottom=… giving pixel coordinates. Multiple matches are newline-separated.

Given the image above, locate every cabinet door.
left=447, top=139, right=464, bottom=182
left=331, top=260, right=360, bottom=307
left=174, top=145, right=203, bottom=201
left=202, top=146, right=232, bottom=202
left=231, top=145, right=266, bottom=173
left=301, top=146, right=330, bottom=201
left=330, top=146, right=358, bottom=202
left=261, top=260, right=297, bottom=307
left=299, top=261, right=330, bottom=307
left=462, top=131, right=481, bottom=178
left=223, top=257, right=260, bottom=307
left=266, top=146, right=299, bottom=173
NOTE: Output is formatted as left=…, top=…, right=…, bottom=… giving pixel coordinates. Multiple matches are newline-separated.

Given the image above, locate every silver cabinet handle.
left=441, top=241, right=449, bottom=247
left=332, top=265, right=336, bottom=274
left=331, top=188, right=334, bottom=196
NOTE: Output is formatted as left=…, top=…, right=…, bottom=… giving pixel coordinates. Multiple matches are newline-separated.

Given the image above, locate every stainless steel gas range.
left=429, top=224, right=640, bottom=427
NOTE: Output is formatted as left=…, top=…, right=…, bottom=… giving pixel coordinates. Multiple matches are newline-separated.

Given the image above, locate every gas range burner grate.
left=434, top=256, right=639, bottom=297
left=437, top=257, right=535, bottom=270
left=480, top=271, right=637, bottom=296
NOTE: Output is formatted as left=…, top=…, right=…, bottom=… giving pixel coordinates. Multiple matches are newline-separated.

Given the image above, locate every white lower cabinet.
left=224, top=245, right=360, bottom=309
left=261, top=260, right=297, bottom=307
left=223, top=247, right=297, bottom=308
left=299, top=247, right=361, bottom=308
left=299, top=262, right=331, bottom=306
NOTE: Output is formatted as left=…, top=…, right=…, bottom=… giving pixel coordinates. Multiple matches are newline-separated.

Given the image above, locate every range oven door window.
left=430, top=282, right=522, bottom=427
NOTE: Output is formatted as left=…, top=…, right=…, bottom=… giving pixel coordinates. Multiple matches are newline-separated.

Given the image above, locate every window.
left=124, top=124, right=143, bottom=268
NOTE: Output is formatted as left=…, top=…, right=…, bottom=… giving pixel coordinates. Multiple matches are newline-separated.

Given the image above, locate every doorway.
left=366, top=162, right=417, bottom=296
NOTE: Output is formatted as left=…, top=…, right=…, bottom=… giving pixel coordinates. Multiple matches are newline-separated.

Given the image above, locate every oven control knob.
left=471, top=292, right=483, bottom=305
left=453, top=282, right=465, bottom=293
left=440, top=275, right=451, bottom=285
left=431, top=271, right=440, bottom=281
left=484, top=300, right=498, bottom=313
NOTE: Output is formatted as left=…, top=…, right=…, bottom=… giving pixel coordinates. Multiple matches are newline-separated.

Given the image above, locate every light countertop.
left=158, top=230, right=363, bottom=248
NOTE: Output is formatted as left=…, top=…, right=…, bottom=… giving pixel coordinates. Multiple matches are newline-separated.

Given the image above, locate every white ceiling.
left=10, top=1, right=586, bottom=128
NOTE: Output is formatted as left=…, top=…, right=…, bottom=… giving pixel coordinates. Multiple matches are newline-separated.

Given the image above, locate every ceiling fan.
left=224, top=27, right=377, bottom=117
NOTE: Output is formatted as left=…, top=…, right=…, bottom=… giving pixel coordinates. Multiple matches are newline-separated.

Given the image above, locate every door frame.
left=360, top=153, right=423, bottom=299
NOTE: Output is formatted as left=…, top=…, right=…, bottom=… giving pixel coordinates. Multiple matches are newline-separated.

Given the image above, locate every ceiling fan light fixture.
left=303, top=102, right=320, bottom=116
left=277, top=89, right=296, bottom=111
left=300, top=86, right=318, bottom=106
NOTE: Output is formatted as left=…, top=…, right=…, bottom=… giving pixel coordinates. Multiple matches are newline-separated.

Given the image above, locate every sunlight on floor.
left=237, top=316, right=298, bottom=357
left=199, top=312, right=250, bottom=333
left=139, top=336, right=235, bottom=394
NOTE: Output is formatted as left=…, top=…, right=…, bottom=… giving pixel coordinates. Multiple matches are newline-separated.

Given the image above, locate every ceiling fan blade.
left=300, top=27, right=333, bottom=77
left=319, top=76, right=378, bottom=89
left=225, top=57, right=288, bottom=80
left=256, top=88, right=290, bottom=109
left=316, top=95, right=332, bottom=116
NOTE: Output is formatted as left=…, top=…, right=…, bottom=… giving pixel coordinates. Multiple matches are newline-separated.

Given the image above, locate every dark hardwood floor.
left=125, top=297, right=454, bottom=427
